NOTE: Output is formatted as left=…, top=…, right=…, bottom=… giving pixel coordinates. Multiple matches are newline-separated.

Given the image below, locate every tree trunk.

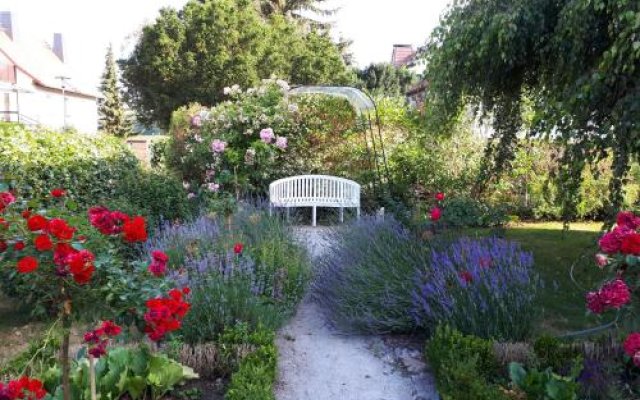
left=61, top=299, right=72, bottom=400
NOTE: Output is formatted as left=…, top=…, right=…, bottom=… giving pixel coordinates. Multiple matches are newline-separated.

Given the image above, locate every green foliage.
left=41, top=346, right=197, bottom=400
left=224, top=326, right=277, bottom=400
left=425, top=325, right=507, bottom=400
left=120, top=0, right=348, bottom=127
left=113, top=169, right=194, bottom=226
left=0, top=327, right=60, bottom=378
left=0, top=123, right=138, bottom=209
left=98, top=45, right=130, bottom=137
left=440, top=197, right=508, bottom=228
left=533, top=336, right=581, bottom=373
left=423, top=0, right=640, bottom=219
left=355, top=63, right=418, bottom=97
left=509, top=361, right=582, bottom=400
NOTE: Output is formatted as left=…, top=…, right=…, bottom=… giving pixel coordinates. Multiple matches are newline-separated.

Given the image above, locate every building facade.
left=0, top=12, right=98, bottom=133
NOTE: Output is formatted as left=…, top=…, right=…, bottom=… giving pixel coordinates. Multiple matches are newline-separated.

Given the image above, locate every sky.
left=0, top=0, right=452, bottom=91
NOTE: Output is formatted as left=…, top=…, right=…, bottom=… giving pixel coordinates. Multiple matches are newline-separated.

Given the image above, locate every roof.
left=391, top=45, right=416, bottom=68
left=0, top=31, right=97, bottom=99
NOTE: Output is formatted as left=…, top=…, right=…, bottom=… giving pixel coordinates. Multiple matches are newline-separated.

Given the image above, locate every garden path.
left=275, top=227, right=439, bottom=400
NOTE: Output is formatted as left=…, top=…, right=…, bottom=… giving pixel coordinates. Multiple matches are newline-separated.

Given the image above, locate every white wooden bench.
left=269, top=175, right=361, bottom=226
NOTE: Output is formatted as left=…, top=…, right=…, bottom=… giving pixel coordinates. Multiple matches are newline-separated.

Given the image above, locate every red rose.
left=122, top=216, right=147, bottom=243
left=47, top=218, right=75, bottom=240
left=21, top=209, right=31, bottom=219
left=624, top=333, right=640, bottom=367
left=17, top=256, right=38, bottom=273
left=100, top=320, right=122, bottom=337
left=53, top=242, right=75, bottom=266
left=88, top=206, right=129, bottom=235
left=34, top=234, right=53, bottom=252
left=27, top=215, right=48, bottom=232
left=50, top=188, right=66, bottom=198
left=459, top=270, right=473, bottom=284
left=621, top=233, right=640, bottom=255
left=13, top=241, right=25, bottom=251
left=617, top=211, right=640, bottom=230
left=0, top=191, right=16, bottom=210
left=182, top=287, right=191, bottom=295
left=0, top=240, right=7, bottom=253
left=430, top=207, right=442, bottom=221
left=233, top=242, right=244, bottom=254
left=67, top=249, right=95, bottom=284
left=148, top=262, right=166, bottom=277
left=3, top=376, right=47, bottom=399
left=435, top=192, right=445, bottom=201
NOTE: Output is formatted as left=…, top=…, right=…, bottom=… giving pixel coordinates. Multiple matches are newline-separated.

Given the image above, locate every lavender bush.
left=147, top=206, right=310, bottom=343
left=312, top=216, right=431, bottom=333
left=412, top=237, right=539, bottom=340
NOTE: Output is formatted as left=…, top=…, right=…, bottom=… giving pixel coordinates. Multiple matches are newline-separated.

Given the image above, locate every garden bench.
left=269, top=175, right=360, bottom=227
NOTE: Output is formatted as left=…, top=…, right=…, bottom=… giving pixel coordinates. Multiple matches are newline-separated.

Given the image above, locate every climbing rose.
left=122, top=216, right=147, bottom=243
left=0, top=376, right=47, bottom=399
left=27, top=215, right=48, bottom=232
left=0, top=191, right=15, bottom=211
left=13, top=241, right=25, bottom=251
left=211, top=139, right=226, bottom=153
left=88, top=206, right=129, bottom=235
left=233, top=242, right=244, bottom=254
left=259, top=128, right=275, bottom=143
left=17, top=256, right=38, bottom=274
left=458, top=270, right=473, bottom=284
left=586, top=279, right=631, bottom=314
left=598, top=227, right=633, bottom=254
left=47, top=218, right=75, bottom=240
left=617, top=211, right=640, bottom=230
left=435, top=192, right=445, bottom=201
left=148, top=250, right=169, bottom=277
left=50, top=188, right=65, bottom=198
left=595, top=253, right=608, bottom=268
left=430, top=207, right=442, bottom=221
left=275, top=136, right=288, bottom=150
left=624, top=333, right=640, bottom=367
left=67, top=249, right=96, bottom=284
left=34, top=235, right=53, bottom=252
left=621, top=233, right=640, bottom=255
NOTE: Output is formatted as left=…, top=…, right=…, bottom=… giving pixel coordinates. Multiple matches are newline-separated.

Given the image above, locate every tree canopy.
left=356, top=63, right=419, bottom=97
left=98, top=45, right=129, bottom=137
left=120, top=0, right=349, bottom=127
left=423, top=0, right=639, bottom=219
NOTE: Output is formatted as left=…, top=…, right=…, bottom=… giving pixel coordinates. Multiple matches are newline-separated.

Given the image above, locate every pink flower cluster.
left=598, top=211, right=640, bottom=256
left=586, top=279, right=631, bottom=314
left=624, top=333, right=640, bottom=367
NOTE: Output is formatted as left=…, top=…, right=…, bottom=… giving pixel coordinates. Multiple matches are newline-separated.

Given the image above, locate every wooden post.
left=312, top=206, right=317, bottom=227
left=89, top=355, right=97, bottom=400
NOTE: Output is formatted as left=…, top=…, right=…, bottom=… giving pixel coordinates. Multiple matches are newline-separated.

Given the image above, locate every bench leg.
left=286, top=207, right=290, bottom=222
left=269, top=204, right=273, bottom=217
left=356, top=206, right=360, bottom=220
left=339, top=207, right=344, bottom=223
left=312, top=206, right=317, bottom=227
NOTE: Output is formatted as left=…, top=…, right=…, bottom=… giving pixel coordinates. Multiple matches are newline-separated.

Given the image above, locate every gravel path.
left=274, top=227, right=439, bottom=400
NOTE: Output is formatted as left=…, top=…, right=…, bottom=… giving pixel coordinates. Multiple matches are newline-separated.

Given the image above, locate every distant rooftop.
left=391, top=44, right=416, bottom=68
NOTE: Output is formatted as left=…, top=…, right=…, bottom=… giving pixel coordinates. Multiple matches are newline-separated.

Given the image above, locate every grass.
left=466, top=222, right=607, bottom=335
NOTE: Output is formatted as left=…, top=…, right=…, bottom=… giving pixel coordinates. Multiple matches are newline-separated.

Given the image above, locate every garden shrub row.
left=0, top=123, right=193, bottom=226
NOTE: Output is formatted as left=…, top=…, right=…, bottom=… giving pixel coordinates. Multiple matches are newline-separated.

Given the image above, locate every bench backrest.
left=269, top=175, right=360, bottom=207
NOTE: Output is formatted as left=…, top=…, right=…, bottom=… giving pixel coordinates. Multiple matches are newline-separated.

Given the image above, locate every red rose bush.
left=590, top=210, right=640, bottom=366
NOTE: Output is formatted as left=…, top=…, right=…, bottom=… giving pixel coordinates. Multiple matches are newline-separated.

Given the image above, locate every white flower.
left=207, top=183, right=220, bottom=192
left=187, top=193, right=196, bottom=199
left=275, top=136, right=288, bottom=150
left=276, top=79, right=290, bottom=91
left=223, top=87, right=232, bottom=95
left=183, top=182, right=190, bottom=190
left=288, top=103, right=299, bottom=113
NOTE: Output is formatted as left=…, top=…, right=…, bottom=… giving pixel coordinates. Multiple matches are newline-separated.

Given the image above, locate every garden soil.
left=275, top=227, right=439, bottom=400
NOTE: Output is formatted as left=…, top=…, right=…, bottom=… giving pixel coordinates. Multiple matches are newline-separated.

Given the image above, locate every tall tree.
left=120, top=0, right=348, bottom=127
left=257, top=0, right=335, bottom=25
left=423, top=0, right=640, bottom=219
left=356, top=63, right=418, bottom=97
left=98, top=45, right=129, bottom=137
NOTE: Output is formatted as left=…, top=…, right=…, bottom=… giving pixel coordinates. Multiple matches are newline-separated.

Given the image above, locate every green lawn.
left=468, top=222, right=609, bottom=335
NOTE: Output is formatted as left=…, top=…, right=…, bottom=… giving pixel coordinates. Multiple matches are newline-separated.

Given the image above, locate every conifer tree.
left=98, top=45, right=129, bottom=137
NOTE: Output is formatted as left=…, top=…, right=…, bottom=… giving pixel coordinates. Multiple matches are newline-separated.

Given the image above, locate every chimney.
left=53, top=33, right=64, bottom=62
left=0, top=11, right=13, bottom=40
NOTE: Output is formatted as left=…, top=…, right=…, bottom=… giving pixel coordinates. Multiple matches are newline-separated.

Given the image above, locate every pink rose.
left=598, top=226, right=634, bottom=254
left=595, top=253, right=608, bottom=268
left=617, top=211, right=640, bottom=230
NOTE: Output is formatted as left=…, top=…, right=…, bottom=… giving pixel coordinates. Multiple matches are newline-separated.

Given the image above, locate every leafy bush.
left=113, top=169, right=194, bottom=227
left=533, top=336, right=582, bottom=373
left=509, top=361, right=582, bottom=400
left=224, top=326, right=277, bottom=400
left=412, top=236, right=538, bottom=340
left=146, top=207, right=309, bottom=343
left=41, top=346, right=197, bottom=400
left=313, top=217, right=429, bottom=333
left=0, top=123, right=138, bottom=208
left=425, top=325, right=507, bottom=400
left=439, top=196, right=508, bottom=228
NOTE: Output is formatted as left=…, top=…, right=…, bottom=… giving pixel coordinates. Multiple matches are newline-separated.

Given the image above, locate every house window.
left=0, top=57, right=15, bottom=83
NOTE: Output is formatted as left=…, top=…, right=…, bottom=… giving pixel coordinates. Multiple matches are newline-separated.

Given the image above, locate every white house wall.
left=12, top=68, right=97, bottom=134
